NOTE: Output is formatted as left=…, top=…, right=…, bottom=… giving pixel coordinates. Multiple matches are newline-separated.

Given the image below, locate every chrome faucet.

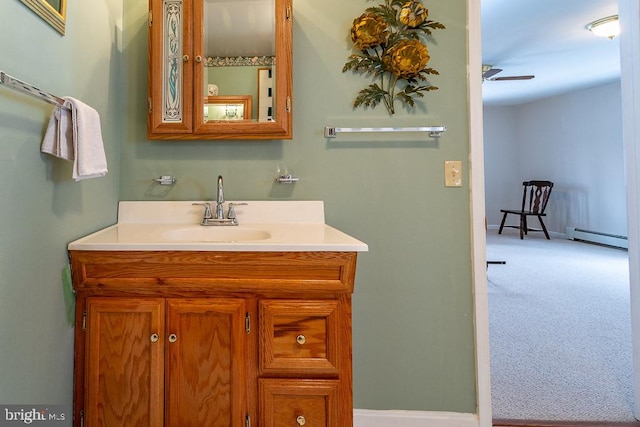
left=192, top=175, right=247, bottom=226
left=215, top=175, right=225, bottom=219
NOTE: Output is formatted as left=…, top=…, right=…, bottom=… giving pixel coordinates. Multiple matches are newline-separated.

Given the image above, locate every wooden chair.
left=498, top=180, right=554, bottom=239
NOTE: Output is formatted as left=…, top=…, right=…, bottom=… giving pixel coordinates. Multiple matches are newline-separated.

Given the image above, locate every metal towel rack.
left=0, top=70, right=69, bottom=110
left=324, top=125, right=447, bottom=139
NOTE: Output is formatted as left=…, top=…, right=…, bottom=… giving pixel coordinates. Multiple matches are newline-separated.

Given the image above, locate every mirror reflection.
left=204, top=95, right=252, bottom=121
left=203, top=0, right=275, bottom=123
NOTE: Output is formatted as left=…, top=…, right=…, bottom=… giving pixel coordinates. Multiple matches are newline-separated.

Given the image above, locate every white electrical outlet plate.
left=445, top=161, right=462, bottom=187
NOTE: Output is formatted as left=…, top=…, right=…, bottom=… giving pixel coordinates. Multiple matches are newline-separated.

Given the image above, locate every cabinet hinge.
left=148, top=10, right=153, bottom=27
left=245, top=313, right=250, bottom=334
left=286, top=6, right=291, bottom=20
left=286, top=96, right=291, bottom=113
left=245, top=413, right=251, bottom=427
left=82, top=311, right=87, bottom=331
left=148, top=97, right=153, bottom=113
left=80, top=410, right=84, bottom=427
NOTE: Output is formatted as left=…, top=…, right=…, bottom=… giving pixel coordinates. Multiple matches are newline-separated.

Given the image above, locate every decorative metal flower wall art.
left=343, top=0, right=445, bottom=115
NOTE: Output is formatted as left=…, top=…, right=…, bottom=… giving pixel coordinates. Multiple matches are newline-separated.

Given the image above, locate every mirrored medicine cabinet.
left=147, top=0, right=293, bottom=140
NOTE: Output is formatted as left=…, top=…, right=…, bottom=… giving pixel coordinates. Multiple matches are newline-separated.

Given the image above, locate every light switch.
left=445, top=161, right=462, bottom=187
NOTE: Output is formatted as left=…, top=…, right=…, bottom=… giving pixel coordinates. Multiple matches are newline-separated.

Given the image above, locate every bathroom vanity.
left=68, top=201, right=367, bottom=427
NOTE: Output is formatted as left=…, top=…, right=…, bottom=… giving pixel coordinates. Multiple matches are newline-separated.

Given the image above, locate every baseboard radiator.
left=565, top=227, right=628, bottom=249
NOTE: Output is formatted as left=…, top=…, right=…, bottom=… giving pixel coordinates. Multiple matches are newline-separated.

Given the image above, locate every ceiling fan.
left=482, top=64, right=535, bottom=81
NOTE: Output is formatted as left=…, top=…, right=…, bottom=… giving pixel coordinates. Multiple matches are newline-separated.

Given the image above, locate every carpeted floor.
left=486, top=229, right=635, bottom=422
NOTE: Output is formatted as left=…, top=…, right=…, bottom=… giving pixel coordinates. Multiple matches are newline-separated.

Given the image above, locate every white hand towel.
left=41, top=106, right=73, bottom=161
left=40, top=97, right=108, bottom=181
left=64, top=97, right=108, bottom=181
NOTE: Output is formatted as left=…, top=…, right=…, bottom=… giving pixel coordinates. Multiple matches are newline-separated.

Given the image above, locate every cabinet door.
left=148, top=0, right=194, bottom=136
left=85, top=297, right=165, bottom=427
left=260, top=300, right=340, bottom=376
left=165, top=298, right=247, bottom=427
left=147, top=0, right=293, bottom=140
left=259, top=379, right=339, bottom=427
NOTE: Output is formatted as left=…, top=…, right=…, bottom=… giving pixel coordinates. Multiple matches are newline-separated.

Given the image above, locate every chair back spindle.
left=525, top=181, right=552, bottom=214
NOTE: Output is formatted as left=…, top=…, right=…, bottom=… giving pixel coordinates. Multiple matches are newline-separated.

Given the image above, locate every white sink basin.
left=67, top=201, right=368, bottom=252
left=162, top=227, right=271, bottom=242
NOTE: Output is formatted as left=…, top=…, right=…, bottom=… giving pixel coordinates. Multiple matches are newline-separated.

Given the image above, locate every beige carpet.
left=487, top=230, right=635, bottom=421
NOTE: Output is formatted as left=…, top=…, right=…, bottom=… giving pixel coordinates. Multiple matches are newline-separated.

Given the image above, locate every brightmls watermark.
left=0, top=406, right=68, bottom=426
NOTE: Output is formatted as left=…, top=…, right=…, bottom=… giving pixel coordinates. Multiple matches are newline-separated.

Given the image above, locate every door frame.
left=619, top=0, right=640, bottom=418
left=469, top=0, right=640, bottom=424
left=467, top=0, right=492, bottom=425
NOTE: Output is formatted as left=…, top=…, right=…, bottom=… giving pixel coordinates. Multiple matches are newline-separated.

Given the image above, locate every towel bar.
left=324, top=125, right=447, bottom=139
left=0, top=70, right=70, bottom=110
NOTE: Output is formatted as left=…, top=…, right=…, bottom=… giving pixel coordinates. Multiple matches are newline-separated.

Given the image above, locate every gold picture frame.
left=19, top=0, right=67, bottom=35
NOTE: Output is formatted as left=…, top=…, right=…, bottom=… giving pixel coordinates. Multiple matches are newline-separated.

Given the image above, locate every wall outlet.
left=445, top=161, right=462, bottom=187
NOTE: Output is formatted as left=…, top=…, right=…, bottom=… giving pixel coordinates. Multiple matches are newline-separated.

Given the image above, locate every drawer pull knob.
left=150, top=333, right=159, bottom=343
left=296, top=415, right=306, bottom=425
left=296, top=334, right=306, bottom=345
left=168, top=333, right=178, bottom=343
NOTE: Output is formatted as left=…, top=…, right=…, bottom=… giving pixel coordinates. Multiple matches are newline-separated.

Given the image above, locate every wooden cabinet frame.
left=70, top=251, right=357, bottom=427
left=147, top=0, right=293, bottom=140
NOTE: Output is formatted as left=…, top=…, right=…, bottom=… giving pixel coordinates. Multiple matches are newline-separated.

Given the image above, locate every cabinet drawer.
left=259, top=379, right=339, bottom=427
left=259, top=300, right=341, bottom=375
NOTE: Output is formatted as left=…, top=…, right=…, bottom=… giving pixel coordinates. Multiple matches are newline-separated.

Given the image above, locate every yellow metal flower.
left=343, top=0, right=444, bottom=114
left=399, top=1, right=428, bottom=28
left=350, top=13, right=389, bottom=51
left=384, top=39, right=430, bottom=79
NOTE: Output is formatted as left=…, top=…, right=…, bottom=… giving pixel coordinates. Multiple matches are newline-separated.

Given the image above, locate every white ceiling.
left=481, top=0, right=620, bottom=106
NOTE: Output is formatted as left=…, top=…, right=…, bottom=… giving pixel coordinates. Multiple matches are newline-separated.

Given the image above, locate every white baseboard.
left=354, top=409, right=479, bottom=427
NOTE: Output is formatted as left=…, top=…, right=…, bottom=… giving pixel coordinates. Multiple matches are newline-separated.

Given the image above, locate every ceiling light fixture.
left=586, top=15, right=620, bottom=39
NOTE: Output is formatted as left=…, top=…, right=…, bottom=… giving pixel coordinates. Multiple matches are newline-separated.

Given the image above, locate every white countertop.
left=68, top=201, right=368, bottom=252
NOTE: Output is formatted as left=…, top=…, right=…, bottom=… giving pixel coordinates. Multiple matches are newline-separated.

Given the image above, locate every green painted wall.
left=121, top=0, right=476, bottom=413
left=0, top=0, right=475, bottom=417
left=0, top=0, right=121, bottom=411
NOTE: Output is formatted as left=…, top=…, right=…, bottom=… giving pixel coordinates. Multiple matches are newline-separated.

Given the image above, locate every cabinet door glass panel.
left=163, top=0, right=184, bottom=123
left=149, top=0, right=193, bottom=135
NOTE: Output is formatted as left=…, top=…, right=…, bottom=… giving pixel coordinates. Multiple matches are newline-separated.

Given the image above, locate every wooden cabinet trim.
left=70, top=251, right=357, bottom=294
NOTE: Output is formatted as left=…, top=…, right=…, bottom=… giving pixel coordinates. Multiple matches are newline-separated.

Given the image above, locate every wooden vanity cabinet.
left=69, top=251, right=357, bottom=427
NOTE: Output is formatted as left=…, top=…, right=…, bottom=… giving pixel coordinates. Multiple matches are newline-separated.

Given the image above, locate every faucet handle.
left=192, top=202, right=213, bottom=219
left=226, top=202, right=248, bottom=220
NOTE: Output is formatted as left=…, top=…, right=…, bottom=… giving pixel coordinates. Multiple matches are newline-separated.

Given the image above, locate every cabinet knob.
left=150, top=333, right=159, bottom=343
left=296, top=415, right=306, bottom=426
left=168, top=333, right=178, bottom=343
left=182, top=55, right=189, bottom=62
left=296, top=334, right=306, bottom=345
left=195, top=55, right=203, bottom=63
